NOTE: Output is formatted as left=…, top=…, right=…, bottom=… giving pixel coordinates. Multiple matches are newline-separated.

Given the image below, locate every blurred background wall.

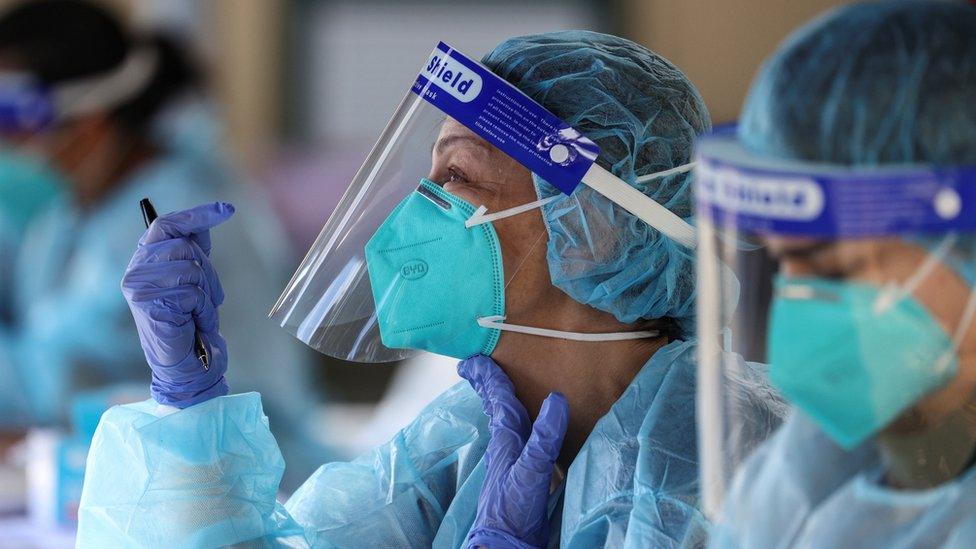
left=622, top=1, right=850, bottom=123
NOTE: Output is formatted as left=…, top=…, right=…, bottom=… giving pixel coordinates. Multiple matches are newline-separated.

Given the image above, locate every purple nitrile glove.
left=458, top=355, right=569, bottom=549
left=121, top=202, right=234, bottom=408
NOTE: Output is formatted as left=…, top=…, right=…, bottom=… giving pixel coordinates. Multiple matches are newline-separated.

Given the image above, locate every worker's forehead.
left=435, top=119, right=490, bottom=149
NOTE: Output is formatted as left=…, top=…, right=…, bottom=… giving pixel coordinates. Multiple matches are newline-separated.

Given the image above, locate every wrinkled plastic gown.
left=78, top=340, right=782, bottom=547
left=710, top=412, right=976, bottom=549
left=76, top=394, right=307, bottom=547
left=78, top=384, right=489, bottom=548
left=561, top=339, right=782, bottom=548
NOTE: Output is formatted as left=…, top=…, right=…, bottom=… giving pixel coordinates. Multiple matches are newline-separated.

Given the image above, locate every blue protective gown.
left=78, top=340, right=711, bottom=547
left=0, top=155, right=61, bottom=357
left=711, top=412, right=976, bottom=549
left=0, top=150, right=329, bottom=487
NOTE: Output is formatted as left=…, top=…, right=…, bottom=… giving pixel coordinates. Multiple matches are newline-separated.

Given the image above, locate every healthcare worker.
left=694, top=2, right=976, bottom=547
left=0, top=0, right=328, bottom=488
left=78, top=31, right=777, bottom=547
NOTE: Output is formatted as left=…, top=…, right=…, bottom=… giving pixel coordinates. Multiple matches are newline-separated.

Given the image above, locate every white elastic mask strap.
left=477, top=315, right=659, bottom=342
left=934, top=286, right=976, bottom=374
left=53, top=47, right=158, bottom=119
left=581, top=163, right=697, bottom=249
left=465, top=194, right=561, bottom=228
left=951, top=286, right=976, bottom=350
left=875, top=233, right=958, bottom=314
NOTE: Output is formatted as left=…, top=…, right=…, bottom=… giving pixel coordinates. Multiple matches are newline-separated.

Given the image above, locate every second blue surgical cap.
left=483, top=31, right=711, bottom=334
left=740, top=0, right=976, bottom=286
left=740, top=0, right=976, bottom=167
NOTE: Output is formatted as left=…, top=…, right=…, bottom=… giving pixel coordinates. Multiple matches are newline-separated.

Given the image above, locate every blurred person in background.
left=0, top=0, right=330, bottom=490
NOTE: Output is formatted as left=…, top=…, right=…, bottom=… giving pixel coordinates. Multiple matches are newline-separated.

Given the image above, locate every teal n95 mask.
left=767, top=274, right=965, bottom=450
left=365, top=180, right=504, bottom=359
left=270, top=42, right=692, bottom=363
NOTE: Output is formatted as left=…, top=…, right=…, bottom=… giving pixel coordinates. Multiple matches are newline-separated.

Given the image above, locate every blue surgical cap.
left=740, top=1, right=976, bottom=285
left=483, top=31, right=711, bottom=334
left=741, top=1, right=976, bottom=167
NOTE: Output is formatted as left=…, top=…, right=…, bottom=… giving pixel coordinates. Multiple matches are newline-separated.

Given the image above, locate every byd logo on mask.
left=423, top=50, right=483, bottom=103
left=400, top=259, right=428, bottom=280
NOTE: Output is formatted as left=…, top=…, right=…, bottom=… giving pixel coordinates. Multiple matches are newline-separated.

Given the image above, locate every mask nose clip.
left=417, top=184, right=452, bottom=210
left=777, top=283, right=840, bottom=302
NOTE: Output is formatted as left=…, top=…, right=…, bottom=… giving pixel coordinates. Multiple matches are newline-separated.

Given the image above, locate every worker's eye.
left=446, top=167, right=469, bottom=184
left=810, top=269, right=848, bottom=281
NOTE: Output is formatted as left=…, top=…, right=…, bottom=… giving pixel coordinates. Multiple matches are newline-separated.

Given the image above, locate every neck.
left=878, top=405, right=976, bottom=490
left=490, top=303, right=669, bottom=469
left=73, top=138, right=157, bottom=208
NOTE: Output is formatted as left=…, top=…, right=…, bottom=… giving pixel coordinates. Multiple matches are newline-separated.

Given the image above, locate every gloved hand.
left=459, top=355, right=569, bottom=549
left=121, top=202, right=234, bottom=408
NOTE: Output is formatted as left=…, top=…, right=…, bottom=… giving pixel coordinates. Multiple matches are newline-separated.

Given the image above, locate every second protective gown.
left=711, top=412, right=976, bottom=549
left=709, top=412, right=976, bottom=549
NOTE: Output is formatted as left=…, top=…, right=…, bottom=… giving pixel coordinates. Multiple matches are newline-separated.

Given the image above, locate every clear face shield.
left=270, top=42, right=696, bottom=363
left=695, top=130, right=976, bottom=517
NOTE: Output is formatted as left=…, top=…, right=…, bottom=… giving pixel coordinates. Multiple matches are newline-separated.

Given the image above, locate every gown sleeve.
left=78, top=382, right=488, bottom=548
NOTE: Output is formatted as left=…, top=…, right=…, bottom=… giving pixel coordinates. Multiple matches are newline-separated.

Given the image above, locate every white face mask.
left=460, top=163, right=696, bottom=343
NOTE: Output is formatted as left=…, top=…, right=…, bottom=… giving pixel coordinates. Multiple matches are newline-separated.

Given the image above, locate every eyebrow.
left=433, top=134, right=489, bottom=157
left=775, top=241, right=834, bottom=259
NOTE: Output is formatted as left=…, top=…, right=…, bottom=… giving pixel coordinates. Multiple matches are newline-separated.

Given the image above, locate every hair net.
left=482, top=31, right=711, bottom=335
left=740, top=0, right=976, bottom=288
left=740, top=1, right=976, bottom=166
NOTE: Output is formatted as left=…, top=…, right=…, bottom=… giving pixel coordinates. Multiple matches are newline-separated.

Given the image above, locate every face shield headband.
left=0, top=47, right=157, bottom=133
left=694, top=131, right=976, bottom=238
